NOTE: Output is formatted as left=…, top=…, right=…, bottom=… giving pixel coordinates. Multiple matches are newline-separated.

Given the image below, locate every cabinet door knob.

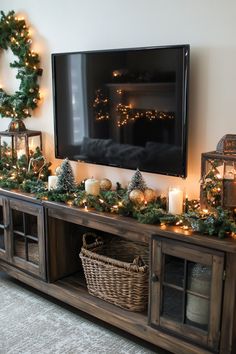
left=152, top=273, right=159, bottom=282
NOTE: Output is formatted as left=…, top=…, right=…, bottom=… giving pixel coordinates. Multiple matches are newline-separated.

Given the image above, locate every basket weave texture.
left=79, top=233, right=149, bottom=312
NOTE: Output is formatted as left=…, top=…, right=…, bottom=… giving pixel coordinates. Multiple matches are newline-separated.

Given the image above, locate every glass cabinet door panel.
left=25, top=214, right=38, bottom=239
left=0, top=205, right=5, bottom=251
left=8, top=198, right=45, bottom=280
left=0, top=204, right=3, bottom=225
left=27, top=239, right=39, bottom=265
left=162, top=286, right=183, bottom=323
left=12, top=209, right=24, bottom=232
left=186, top=293, right=209, bottom=331
left=164, top=255, right=184, bottom=288
left=14, top=234, right=26, bottom=259
left=187, top=262, right=212, bottom=296
left=186, top=261, right=211, bottom=331
left=0, top=229, right=5, bottom=251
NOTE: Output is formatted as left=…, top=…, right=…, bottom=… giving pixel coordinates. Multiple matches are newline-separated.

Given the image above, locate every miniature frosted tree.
left=127, top=168, right=147, bottom=194
left=57, top=158, right=75, bottom=192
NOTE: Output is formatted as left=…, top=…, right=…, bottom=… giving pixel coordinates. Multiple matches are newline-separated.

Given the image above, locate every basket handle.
left=82, top=232, right=103, bottom=249
left=132, top=255, right=145, bottom=267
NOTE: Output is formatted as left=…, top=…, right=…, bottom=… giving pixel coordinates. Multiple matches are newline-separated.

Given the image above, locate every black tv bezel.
left=52, top=44, right=190, bottom=178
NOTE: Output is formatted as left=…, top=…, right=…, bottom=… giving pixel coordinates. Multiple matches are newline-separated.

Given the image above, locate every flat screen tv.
left=52, top=45, right=189, bottom=177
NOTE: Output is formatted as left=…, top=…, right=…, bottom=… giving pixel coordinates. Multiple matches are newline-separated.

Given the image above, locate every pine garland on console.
left=0, top=143, right=235, bottom=239
left=181, top=207, right=236, bottom=239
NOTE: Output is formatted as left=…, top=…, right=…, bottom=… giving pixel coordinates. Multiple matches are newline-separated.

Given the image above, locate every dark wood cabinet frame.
left=0, top=189, right=236, bottom=354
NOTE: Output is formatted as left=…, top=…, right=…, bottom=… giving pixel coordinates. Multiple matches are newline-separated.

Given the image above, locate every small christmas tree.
left=127, top=168, right=147, bottom=194
left=57, top=158, right=75, bottom=192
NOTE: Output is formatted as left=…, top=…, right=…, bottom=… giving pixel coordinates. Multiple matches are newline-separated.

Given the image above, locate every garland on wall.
left=0, top=10, right=42, bottom=120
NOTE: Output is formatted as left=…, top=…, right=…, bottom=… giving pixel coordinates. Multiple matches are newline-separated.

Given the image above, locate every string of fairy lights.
left=93, top=89, right=175, bottom=127
left=116, top=103, right=175, bottom=127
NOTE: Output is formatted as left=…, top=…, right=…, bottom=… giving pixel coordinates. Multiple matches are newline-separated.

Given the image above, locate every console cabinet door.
left=0, top=196, right=9, bottom=261
left=8, top=199, right=46, bottom=280
left=150, top=236, right=224, bottom=351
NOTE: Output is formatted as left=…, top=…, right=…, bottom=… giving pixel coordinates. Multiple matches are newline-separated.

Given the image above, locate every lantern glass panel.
left=16, top=136, right=27, bottom=158
left=224, top=161, right=235, bottom=180
left=28, top=136, right=41, bottom=153
left=1, top=136, right=11, bottom=147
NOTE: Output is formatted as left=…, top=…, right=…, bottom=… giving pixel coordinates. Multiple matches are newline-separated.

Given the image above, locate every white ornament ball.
left=129, top=189, right=145, bottom=205
left=144, top=188, right=157, bottom=203
left=100, top=178, right=112, bottom=191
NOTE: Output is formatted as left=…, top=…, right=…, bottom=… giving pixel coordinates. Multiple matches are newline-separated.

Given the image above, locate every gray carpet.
left=0, top=272, right=169, bottom=354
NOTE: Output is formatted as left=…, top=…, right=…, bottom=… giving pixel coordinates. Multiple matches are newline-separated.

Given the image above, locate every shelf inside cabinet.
left=55, top=271, right=148, bottom=319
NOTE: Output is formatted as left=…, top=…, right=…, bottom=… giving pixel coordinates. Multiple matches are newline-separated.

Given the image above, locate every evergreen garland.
left=0, top=10, right=42, bottom=119
left=32, top=182, right=236, bottom=239
left=181, top=207, right=236, bottom=239
left=0, top=144, right=235, bottom=239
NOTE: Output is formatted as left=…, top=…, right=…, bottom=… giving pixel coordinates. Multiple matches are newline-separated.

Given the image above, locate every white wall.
left=1, top=0, right=236, bottom=199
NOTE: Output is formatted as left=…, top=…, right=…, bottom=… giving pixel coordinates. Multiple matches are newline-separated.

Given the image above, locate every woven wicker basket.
left=79, top=233, right=149, bottom=312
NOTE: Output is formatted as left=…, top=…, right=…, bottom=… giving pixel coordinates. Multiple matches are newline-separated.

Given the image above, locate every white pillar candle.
left=48, top=176, right=58, bottom=191
left=85, top=178, right=100, bottom=196
left=168, top=188, right=183, bottom=215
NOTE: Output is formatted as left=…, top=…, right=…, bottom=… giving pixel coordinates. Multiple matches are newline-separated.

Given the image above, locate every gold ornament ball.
left=129, top=189, right=145, bottom=204
left=144, top=188, right=157, bottom=203
left=100, top=178, right=112, bottom=191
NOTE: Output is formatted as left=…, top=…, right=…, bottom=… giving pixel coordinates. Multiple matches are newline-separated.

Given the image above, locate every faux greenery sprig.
left=181, top=207, right=236, bottom=239
left=201, top=160, right=222, bottom=207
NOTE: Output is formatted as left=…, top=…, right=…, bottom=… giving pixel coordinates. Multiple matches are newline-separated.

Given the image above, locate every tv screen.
left=52, top=45, right=189, bottom=177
